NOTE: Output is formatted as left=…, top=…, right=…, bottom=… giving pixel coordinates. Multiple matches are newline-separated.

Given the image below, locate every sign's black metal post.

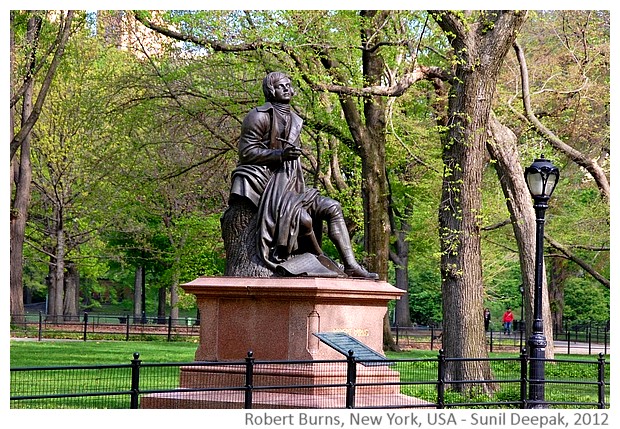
left=345, top=350, right=356, bottom=408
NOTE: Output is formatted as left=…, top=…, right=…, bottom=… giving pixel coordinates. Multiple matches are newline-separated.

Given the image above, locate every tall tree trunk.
left=389, top=204, right=413, bottom=327
left=487, top=113, right=555, bottom=358
left=359, top=10, right=391, bottom=279
left=548, top=257, right=569, bottom=334
left=11, top=12, right=74, bottom=323
left=47, top=257, right=58, bottom=322
left=158, top=286, right=166, bottom=323
left=432, top=10, right=527, bottom=394
left=10, top=133, right=32, bottom=324
left=321, top=11, right=395, bottom=348
left=360, top=10, right=394, bottom=350
left=170, top=265, right=180, bottom=323
left=133, top=265, right=143, bottom=322
left=9, top=14, right=40, bottom=324
left=50, top=210, right=65, bottom=322
left=63, top=261, right=79, bottom=320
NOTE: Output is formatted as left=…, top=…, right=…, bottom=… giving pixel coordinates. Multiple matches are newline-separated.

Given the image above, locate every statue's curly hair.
left=262, top=72, right=296, bottom=101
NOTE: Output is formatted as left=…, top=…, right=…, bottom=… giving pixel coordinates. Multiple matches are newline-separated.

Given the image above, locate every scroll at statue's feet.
left=345, top=264, right=379, bottom=280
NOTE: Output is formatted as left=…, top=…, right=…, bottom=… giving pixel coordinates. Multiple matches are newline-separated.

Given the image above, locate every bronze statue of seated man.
left=222, top=71, right=377, bottom=280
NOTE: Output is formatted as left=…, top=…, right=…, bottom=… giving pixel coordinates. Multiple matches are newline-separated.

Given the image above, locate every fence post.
left=130, top=352, right=141, bottom=409
left=167, top=316, right=172, bottom=341
left=430, top=326, right=435, bottom=351
left=588, top=323, right=592, bottom=355
left=567, top=331, right=571, bottom=355
left=395, top=324, right=399, bottom=346
left=38, top=311, right=43, bottom=341
left=597, top=353, right=606, bottom=409
left=244, top=351, right=254, bottom=409
left=489, top=329, right=493, bottom=353
left=83, top=312, right=88, bottom=342
left=344, top=350, right=357, bottom=408
left=126, top=315, right=130, bottom=341
left=436, top=349, right=445, bottom=409
left=519, top=347, right=528, bottom=409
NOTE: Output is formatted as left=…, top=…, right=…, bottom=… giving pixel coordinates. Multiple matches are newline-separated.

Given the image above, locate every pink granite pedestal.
left=141, top=276, right=425, bottom=408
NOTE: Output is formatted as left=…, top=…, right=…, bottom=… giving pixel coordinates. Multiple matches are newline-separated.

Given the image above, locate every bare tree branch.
left=133, top=11, right=451, bottom=99
left=513, top=40, right=610, bottom=200
left=545, top=233, right=610, bottom=288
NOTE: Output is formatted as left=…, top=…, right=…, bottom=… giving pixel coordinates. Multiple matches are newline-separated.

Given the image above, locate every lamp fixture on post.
left=524, top=155, right=559, bottom=409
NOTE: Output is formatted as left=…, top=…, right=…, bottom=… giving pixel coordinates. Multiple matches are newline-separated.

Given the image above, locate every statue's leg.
left=319, top=199, right=378, bottom=280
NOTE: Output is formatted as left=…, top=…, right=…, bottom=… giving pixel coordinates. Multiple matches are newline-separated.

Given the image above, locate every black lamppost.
left=524, top=155, right=559, bottom=409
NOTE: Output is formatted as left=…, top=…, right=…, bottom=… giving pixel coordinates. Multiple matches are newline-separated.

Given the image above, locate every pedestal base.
left=141, top=276, right=423, bottom=409
left=183, top=276, right=404, bottom=362
left=140, top=390, right=429, bottom=409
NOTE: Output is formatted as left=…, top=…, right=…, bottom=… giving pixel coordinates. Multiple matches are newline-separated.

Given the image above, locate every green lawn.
left=10, top=339, right=199, bottom=366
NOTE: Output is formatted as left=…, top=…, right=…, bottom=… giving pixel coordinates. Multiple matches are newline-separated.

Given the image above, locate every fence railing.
left=10, top=349, right=609, bottom=409
left=392, top=322, right=610, bottom=355
left=10, top=311, right=200, bottom=342
left=10, top=313, right=610, bottom=355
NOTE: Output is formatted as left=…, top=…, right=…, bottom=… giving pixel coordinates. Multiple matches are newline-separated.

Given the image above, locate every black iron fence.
left=10, top=313, right=610, bottom=355
left=10, top=311, right=200, bottom=342
left=392, top=322, right=610, bottom=355
left=10, top=349, right=608, bottom=409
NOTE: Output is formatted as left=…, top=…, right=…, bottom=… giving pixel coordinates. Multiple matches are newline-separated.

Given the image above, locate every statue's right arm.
left=238, top=110, right=282, bottom=166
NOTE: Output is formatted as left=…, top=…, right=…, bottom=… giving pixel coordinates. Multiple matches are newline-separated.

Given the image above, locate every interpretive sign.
left=314, top=332, right=392, bottom=366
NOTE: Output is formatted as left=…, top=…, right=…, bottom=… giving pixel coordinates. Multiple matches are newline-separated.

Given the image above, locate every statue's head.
left=262, top=72, right=296, bottom=102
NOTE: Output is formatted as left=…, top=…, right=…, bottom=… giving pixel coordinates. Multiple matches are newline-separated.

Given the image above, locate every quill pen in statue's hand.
left=277, top=137, right=303, bottom=161
left=276, top=137, right=298, bottom=148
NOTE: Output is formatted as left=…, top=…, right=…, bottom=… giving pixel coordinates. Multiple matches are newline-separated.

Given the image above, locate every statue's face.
left=272, top=78, right=293, bottom=103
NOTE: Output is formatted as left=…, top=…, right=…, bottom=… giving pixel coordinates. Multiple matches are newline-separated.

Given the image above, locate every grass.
left=385, top=349, right=609, bottom=408
left=10, top=340, right=199, bottom=366
left=10, top=340, right=609, bottom=409
left=10, top=340, right=200, bottom=409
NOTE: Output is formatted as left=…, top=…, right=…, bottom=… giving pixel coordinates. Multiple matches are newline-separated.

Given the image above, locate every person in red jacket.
left=502, top=308, right=514, bottom=335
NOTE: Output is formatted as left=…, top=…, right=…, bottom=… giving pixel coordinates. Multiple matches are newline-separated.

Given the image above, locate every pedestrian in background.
left=484, top=308, right=491, bottom=331
left=502, top=308, right=514, bottom=335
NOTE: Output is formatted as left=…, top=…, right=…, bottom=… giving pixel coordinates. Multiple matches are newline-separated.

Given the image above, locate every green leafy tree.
left=10, top=10, right=75, bottom=323
left=26, top=27, right=134, bottom=320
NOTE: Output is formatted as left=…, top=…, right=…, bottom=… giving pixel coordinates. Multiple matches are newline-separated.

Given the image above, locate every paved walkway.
left=552, top=340, right=610, bottom=355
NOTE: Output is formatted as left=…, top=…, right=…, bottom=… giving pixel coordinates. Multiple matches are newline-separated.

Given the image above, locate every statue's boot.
left=328, top=214, right=379, bottom=280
